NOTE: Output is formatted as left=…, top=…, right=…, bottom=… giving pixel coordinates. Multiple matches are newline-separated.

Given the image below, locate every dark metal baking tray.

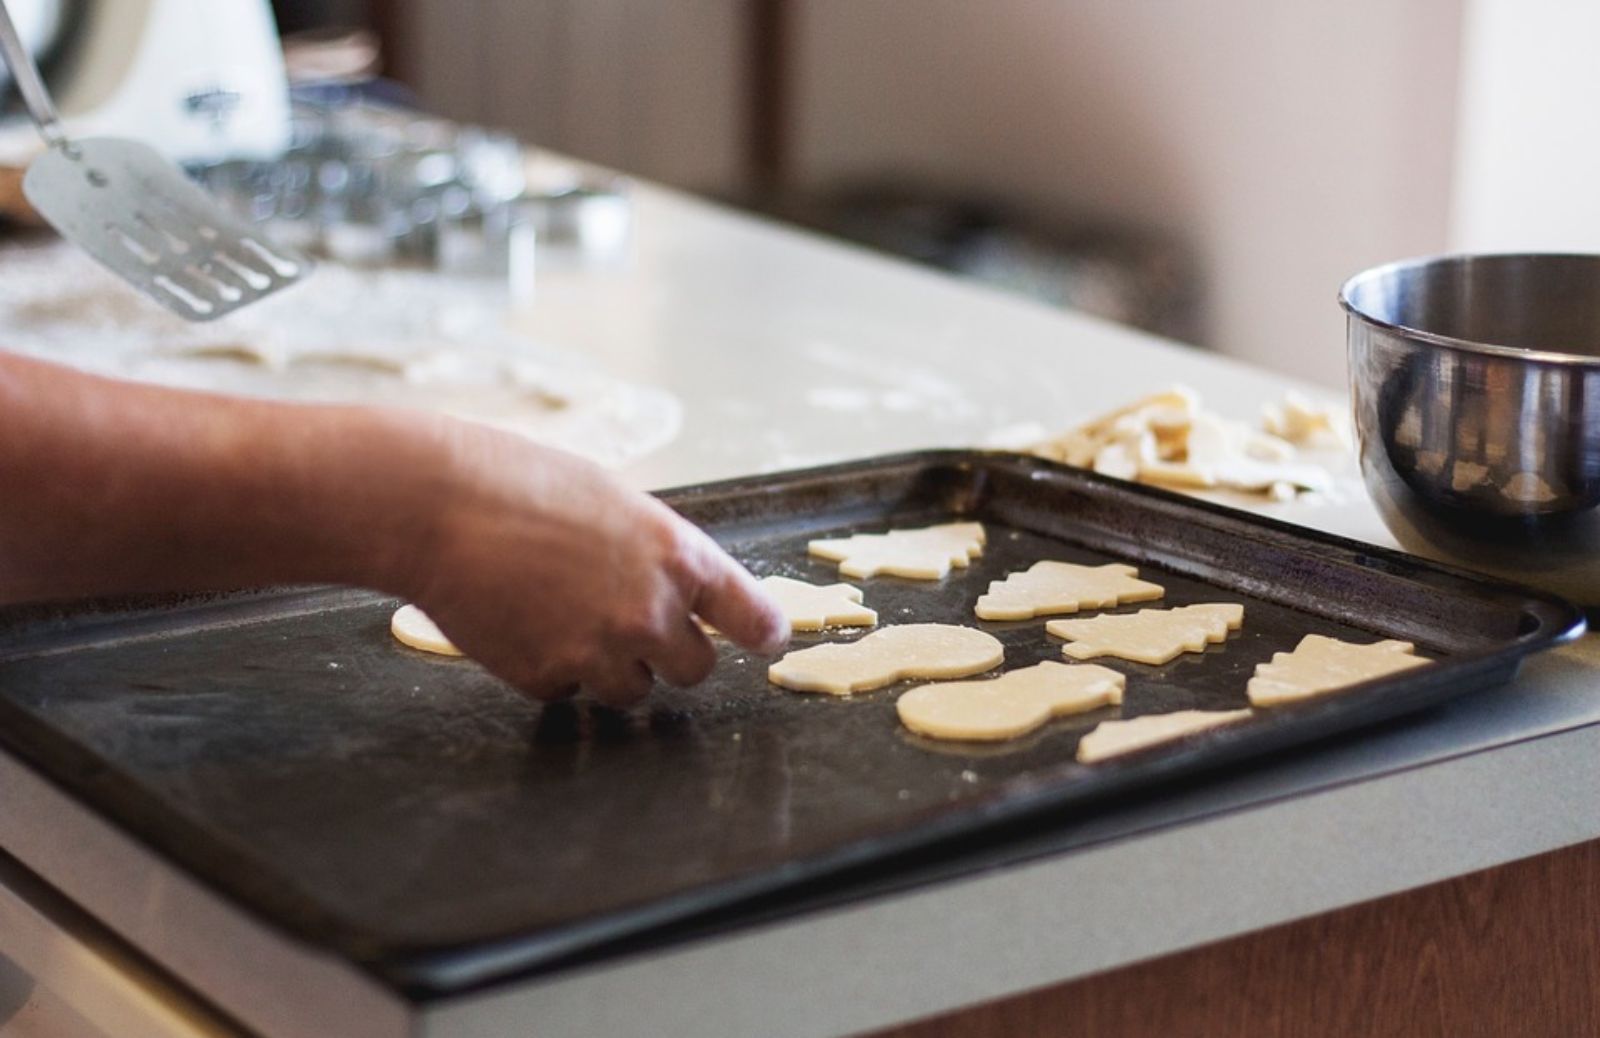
left=0, top=450, right=1582, bottom=996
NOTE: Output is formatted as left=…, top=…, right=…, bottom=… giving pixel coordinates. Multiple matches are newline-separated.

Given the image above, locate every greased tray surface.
left=0, top=452, right=1581, bottom=994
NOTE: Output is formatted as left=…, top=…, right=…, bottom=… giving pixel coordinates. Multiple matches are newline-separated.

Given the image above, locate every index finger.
left=688, top=533, right=790, bottom=655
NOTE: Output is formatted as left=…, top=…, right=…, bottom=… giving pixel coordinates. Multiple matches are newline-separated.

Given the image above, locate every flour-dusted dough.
left=896, top=661, right=1124, bottom=742
left=0, top=244, right=684, bottom=470
left=757, top=575, right=878, bottom=630
left=1076, top=709, right=1253, bottom=763
left=974, top=561, right=1164, bottom=621
left=1248, top=634, right=1428, bottom=707
left=391, top=604, right=463, bottom=657
left=1047, top=603, right=1244, bottom=665
left=807, top=522, right=985, bottom=580
left=768, top=623, right=1003, bottom=695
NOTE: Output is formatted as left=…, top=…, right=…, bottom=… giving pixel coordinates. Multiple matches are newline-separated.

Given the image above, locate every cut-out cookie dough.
left=974, top=561, right=1164, bottom=621
left=755, top=576, right=878, bottom=631
left=1248, top=634, right=1428, bottom=707
left=769, top=623, right=1003, bottom=695
left=897, top=661, right=1124, bottom=742
left=1076, top=709, right=1253, bottom=763
left=391, top=604, right=462, bottom=657
left=1047, top=603, right=1244, bottom=665
left=807, top=522, right=985, bottom=580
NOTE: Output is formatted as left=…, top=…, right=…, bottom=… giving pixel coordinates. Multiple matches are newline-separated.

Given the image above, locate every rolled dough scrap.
left=896, top=661, right=1125, bottom=741
left=1248, top=634, right=1428, bottom=707
left=807, top=522, right=985, bottom=580
left=1076, top=709, right=1253, bottom=763
left=390, top=604, right=463, bottom=657
left=768, top=623, right=1004, bottom=695
left=974, top=561, right=1164, bottom=621
left=1262, top=390, right=1349, bottom=449
left=1140, top=412, right=1331, bottom=495
left=1030, top=385, right=1342, bottom=500
left=1047, top=603, right=1244, bottom=665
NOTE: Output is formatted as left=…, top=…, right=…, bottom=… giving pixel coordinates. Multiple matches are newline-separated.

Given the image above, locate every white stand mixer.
left=0, top=0, right=290, bottom=164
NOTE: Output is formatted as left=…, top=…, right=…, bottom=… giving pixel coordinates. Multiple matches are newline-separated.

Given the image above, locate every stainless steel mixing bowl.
left=1343, top=253, right=1600, bottom=605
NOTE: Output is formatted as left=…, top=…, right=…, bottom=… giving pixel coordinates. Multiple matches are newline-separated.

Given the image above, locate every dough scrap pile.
left=768, top=623, right=1003, bottom=695
left=390, top=604, right=462, bottom=657
left=1076, top=709, right=1253, bottom=763
left=1047, top=603, right=1244, bottom=665
left=1262, top=390, right=1349, bottom=450
left=1248, top=634, right=1429, bottom=707
left=1030, top=386, right=1339, bottom=499
left=897, top=662, right=1124, bottom=742
left=808, top=522, right=985, bottom=580
left=755, top=576, right=878, bottom=631
left=974, top=561, right=1164, bottom=621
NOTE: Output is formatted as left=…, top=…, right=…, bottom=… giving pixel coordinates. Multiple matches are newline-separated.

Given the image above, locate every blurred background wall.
left=1450, top=0, right=1600, bottom=254
left=296, top=0, right=1585, bottom=388
left=782, top=0, right=1460, bottom=385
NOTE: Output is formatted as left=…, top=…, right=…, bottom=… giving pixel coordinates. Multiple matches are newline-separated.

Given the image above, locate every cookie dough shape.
left=807, top=522, right=985, bottom=580
left=768, top=623, right=1004, bottom=695
left=391, top=604, right=463, bottom=657
left=1076, top=709, right=1253, bottom=763
left=974, top=561, right=1164, bottom=621
left=1047, top=603, right=1244, bottom=665
left=896, top=662, right=1125, bottom=742
left=1248, top=634, right=1428, bottom=707
left=758, top=575, right=878, bottom=631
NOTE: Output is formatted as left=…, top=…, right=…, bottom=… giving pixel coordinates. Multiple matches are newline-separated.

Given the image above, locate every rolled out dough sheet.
left=807, top=522, right=985, bottom=580
left=896, top=661, right=1124, bottom=742
left=768, top=623, right=1004, bottom=695
left=1076, top=709, right=1253, bottom=763
left=390, top=604, right=463, bottom=657
left=1248, top=634, right=1429, bottom=707
left=974, top=561, right=1164, bottom=621
left=1047, top=603, right=1244, bottom=665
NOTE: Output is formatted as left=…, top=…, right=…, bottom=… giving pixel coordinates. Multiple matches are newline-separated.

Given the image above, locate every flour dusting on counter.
left=0, top=243, right=681, bottom=468
left=801, top=339, right=980, bottom=421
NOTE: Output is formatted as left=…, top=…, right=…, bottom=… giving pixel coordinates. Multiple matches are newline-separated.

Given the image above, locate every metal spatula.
left=0, top=0, right=310, bottom=320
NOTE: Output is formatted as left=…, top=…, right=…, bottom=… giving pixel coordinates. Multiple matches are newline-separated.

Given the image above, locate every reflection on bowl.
left=1343, top=253, right=1600, bottom=605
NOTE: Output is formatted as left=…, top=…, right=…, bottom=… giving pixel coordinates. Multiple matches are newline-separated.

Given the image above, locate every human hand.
left=394, top=421, right=789, bottom=706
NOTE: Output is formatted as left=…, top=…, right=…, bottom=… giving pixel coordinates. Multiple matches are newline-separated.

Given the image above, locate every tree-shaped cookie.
left=896, top=661, right=1125, bottom=741
left=974, top=561, right=1164, bottom=621
left=1076, top=709, right=1253, bottom=763
left=1248, top=634, right=1428, bottom=707
left=1046, top=603, right=1243, bottom=664
left=759, top=575, right=877, bottom=630
left=808, top=521, right=985, bottom=580
left=768, top=623, right=1003, bottom=695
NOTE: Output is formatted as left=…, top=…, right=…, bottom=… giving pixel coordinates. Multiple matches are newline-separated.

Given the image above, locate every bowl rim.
left=1339, top=251, right=1600, bottom=367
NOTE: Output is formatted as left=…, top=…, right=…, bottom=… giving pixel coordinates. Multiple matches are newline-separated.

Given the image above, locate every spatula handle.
left=0, top=0, right=64, bottom=147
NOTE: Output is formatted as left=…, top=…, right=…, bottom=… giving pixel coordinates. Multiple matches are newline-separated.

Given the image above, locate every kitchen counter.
left=2, top=160, right=1598, bottom=1038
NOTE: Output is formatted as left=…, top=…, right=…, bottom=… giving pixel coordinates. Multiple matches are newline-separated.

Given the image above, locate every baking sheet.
left=0, top=451, right=1580, bottom=995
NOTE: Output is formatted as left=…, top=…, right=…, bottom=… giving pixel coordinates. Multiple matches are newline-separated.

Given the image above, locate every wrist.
left=323, top=407, right=461, bottom=599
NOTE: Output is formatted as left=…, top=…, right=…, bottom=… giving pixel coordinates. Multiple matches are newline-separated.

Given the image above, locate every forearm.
left=0, top=351, right=445, bottom=605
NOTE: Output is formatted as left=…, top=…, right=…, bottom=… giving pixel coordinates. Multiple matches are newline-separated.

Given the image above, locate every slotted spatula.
left=0, top=0, right=310, bottom=320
